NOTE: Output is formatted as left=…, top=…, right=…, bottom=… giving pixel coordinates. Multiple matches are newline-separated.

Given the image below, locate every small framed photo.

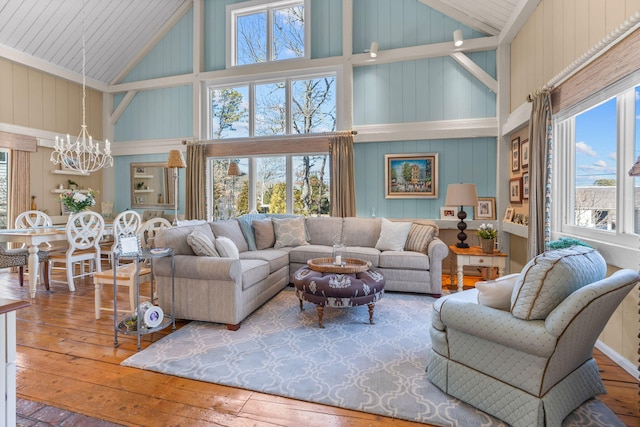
left=476, top=197, right=496, bottom=220
left=504, top=207, right=515, bottom=222
left=511, top=137, right=520, bottom=172
left=514, top=213, right=523, bottom=224
left=522, top=172, right=529, bottom=199
left=520, top=139, right=529, bottom=169
left=523, top=215, right=529, bottom=225
left=510, top=177, right=522, bottom=203
left=440, top=207, right=457, bottom=220
left=135, top=167, right=146, bottom=174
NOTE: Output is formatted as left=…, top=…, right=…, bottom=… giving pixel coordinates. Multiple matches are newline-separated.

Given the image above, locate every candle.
left=335, top=255, right=342, bottom=265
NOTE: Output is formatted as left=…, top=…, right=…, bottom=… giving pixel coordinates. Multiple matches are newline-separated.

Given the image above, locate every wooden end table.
left=448, top=245, right=507, bottom=292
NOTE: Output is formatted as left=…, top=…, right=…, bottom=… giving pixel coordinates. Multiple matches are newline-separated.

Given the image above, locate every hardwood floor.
left=3, top=269, right=638, bottom=427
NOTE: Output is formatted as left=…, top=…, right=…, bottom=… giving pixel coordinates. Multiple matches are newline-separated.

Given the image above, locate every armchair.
left=427, top=246, right=639, bottom=427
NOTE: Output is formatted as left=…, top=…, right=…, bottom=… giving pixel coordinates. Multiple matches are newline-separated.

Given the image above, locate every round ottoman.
left=293, top=266, right=385, bottom=328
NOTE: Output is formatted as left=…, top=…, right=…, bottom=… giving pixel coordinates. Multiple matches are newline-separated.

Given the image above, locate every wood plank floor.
left=2, top=269, right=638, bottom=427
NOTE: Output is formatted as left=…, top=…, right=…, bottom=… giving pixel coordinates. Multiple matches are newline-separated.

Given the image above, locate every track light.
left=453, top=29, right=463, bottom=47
left=369, top=42, right=378, bottom=58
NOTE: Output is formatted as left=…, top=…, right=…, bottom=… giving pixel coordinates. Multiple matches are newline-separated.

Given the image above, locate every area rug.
left=122, top=288, right=623, bottom=427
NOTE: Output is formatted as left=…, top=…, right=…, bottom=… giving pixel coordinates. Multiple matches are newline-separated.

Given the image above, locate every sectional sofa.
left=153, top=214, right=448, bottom=330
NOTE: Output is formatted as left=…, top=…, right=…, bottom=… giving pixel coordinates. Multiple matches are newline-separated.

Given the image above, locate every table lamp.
left=445, top=183, right=478, bottom=248
left=166, top=150, right=187, bottom=225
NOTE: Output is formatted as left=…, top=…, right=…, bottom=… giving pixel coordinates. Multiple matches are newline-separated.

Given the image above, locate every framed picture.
left=510, top=177, right=522, bottom=203
left=384, top=153, right=438, bottom=199
left=511, top=137, right=520, bottom=172
left=520, top=139, right=529, bottom=169
left=514, top=213, right=523, bottom=224
left=504, top=207, right=515, bottom=222
left=135, top=167, right=146, bottom=174
left=522, top=172, right=530, bottom=199
left=476, top=197, right=496, bottom=220
left=440, top=207, right=457, bottom=220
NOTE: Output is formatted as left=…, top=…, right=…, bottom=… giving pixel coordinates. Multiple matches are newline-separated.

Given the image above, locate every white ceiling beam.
left=418, top=0, right=500, bottom=36
left=354, top=118, right=498, bottom=143
left=108, top=73, right=194, bottom=93
left=499, top=0, right=541, bottom=45
left=449, top=52, right=498, bottom=93
left=109, top=91, right=138, bottom=125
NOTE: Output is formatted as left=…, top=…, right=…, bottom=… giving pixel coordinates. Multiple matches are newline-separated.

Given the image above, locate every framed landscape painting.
left=384, top=153, right=438, bottom=198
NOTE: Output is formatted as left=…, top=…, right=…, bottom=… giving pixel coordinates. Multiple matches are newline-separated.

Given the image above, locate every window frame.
left=226, top=0, right=310, bottom=68
left=552, top=69, right=640, bottom=251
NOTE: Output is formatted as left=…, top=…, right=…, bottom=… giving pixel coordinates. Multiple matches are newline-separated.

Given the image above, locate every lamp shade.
left=166, top=150, right=186, bottom=169
left=453, top=29, right=463, bottom=47
left=629, top=156, right=640, bottom=176
left=227, top=161, right=241, bottom=176
left=445, top=183, right=478, bottom=207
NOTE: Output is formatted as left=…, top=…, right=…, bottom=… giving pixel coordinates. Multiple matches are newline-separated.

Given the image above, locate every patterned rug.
left=122, top=288, right=622, bottom=427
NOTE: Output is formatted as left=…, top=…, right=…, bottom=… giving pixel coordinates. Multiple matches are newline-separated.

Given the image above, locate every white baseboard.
left=595, top=340, right=639, bottom=380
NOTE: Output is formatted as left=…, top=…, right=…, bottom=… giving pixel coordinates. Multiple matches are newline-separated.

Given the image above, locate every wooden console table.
left=448, top=245, right=507, bottom=292
left=1, top=298, right=30, bottom=426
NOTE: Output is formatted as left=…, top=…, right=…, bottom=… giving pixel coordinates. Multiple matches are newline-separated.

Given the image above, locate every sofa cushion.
left=239, top=259, right=271, bottom=291
left=510, top=246, right=606, bottom=320
left=375, top=218, right=412, bottom=251
left=405, top=223, right=437, bottom=253
left=236, top=213, right=267, bottom=251
left=288, top=245, right=334, bottom=264
left=272, top=217, right=309, bottom=249
left=215, top=236, right=240, bottom=259
left=210, top=220, right=249, bottom=253
left=342, top=218, right=381, bottom=247
left=476, top=273, right=519, bottom=310
left=155, top=223, right=214, bottom=256
left=378, top=250, right=429, bottom=269
left=305, top=217, right=342, bottom=246
left=253, top=219, right=276, bottom=250
left=186, top=230, right=219, bottom=257
left=240, top=248, right=289, bottom=274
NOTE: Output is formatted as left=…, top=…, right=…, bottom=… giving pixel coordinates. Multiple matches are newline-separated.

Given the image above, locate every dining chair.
left=138, top=217, right=172, bottom=250
left=48, top=211, right=105, bottom=292
left=14, top=210, right=53, bottom=288
left=0, top=246, right=31, bottom=288
left=102, top=210, right=142, bottom=266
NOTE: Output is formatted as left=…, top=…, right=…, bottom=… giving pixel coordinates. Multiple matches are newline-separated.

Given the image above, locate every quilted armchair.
left=427, top=245, right=639, bottom=427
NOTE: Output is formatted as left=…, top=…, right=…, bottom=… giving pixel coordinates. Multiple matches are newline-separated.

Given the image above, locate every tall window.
left=229, top=0, right=307, bottom=67
left=555, top=72, right=640, bottom=248
left=0, top=150, right=8, bottom=230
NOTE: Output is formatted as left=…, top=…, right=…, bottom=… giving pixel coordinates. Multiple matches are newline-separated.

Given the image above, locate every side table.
left=448, top=245, right=507, bottom=292
left=113, top=248, right=175, bottom=351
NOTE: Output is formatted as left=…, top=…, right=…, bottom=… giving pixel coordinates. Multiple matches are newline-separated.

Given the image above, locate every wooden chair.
left=138, top=217, right=172, bottom=250
left=0, top=246, right=29, bottom=287
left=93, top=261, right=151, bottom=319
left=14, top=210, right=53, bottom=289
left=48, top=211, right=105, bottom=292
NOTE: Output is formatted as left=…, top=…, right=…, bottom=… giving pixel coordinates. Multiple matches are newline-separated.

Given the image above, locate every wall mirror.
left=130, top=162, right=175, bottom=209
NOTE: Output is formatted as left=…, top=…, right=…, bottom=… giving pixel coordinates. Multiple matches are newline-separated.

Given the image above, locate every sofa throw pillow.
left=214, top=236, right=240, bottom=259
left=186, top=230, right=220, bottom=257
left=476, top=273, right=520, bottom=310
left=253, top=219, right=276, bottom=249
left=236, top=213, right=266, bottom=251
left=210, top=220, right=249, bottom=253
left=404, top=223, right=437, bottom=253
left=375, top=218, right=412, bottom=251
left=510, top=245, right=606, bottom=320
left=272, top=217, right=309, bottom=249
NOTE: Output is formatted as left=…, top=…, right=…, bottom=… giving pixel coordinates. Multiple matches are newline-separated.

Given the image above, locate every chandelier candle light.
left=50, top=0, right=113, bottom=174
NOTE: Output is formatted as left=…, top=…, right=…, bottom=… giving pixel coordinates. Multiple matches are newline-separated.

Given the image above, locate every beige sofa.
left=153, top=215, right=448, bottom=330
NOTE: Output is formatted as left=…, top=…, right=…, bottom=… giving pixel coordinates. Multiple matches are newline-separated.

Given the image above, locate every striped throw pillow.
left=404, top=223, right=437, bottom=253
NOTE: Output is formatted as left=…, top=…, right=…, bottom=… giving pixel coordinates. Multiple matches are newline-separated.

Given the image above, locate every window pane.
left=574, top=98, right=617, bottom=230
left=210, top=86, right=249, bottom=139
left=291, top=77, right=336, bottom=134
left=255, top=82, right=286, bottom=136
left=293, top=155, right=330, bottom=216
left=237, top=12, right=267, bottom=65
left=255, top=157, right=287, bottom=213
left=272, top=5, right=304, bottom=61
left=212, top=158, right=248, bottom=219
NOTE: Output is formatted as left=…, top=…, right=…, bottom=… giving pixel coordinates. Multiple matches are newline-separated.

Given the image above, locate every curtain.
left=329, top=132, right=356, bottom=217
left=9, top=150, right=30, bottom=230
left=527, top=91, right=553, bottom=257
left=185, top=143, right=206, bottom=220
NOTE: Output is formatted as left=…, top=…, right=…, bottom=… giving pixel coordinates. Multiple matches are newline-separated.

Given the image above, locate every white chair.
left=49, top=211, right=105, bottom=292
left=138, top=217, right=172, bottom=250
left=14, top=210, right=54, bottom=288
left=102, top=210, right=142, bottom=266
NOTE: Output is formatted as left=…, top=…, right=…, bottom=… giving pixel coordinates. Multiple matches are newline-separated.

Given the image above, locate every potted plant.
left=476, top=223, right=497, bottom=253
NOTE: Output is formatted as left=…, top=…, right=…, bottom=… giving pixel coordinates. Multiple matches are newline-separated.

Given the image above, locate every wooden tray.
left=307, top=257, right=371, bottom=274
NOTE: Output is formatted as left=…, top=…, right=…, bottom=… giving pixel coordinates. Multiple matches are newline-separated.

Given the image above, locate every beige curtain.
left=185, top=143, right=206, bottom=220
left=527, top=90, right=553, bottom=258
left=9, top=150, right=30, bottom=229
left=329, top=132, right=356, bottom=217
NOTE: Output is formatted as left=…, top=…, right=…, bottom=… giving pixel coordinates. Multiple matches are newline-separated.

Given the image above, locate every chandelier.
left=50, top=1, right=112, bottom=174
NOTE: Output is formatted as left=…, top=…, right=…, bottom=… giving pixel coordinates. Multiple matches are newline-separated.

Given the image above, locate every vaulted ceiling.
left=0, top=0, right=536, bottom=87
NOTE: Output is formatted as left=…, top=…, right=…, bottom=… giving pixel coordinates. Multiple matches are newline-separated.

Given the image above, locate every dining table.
left=0, top=225, right=112, bottom=298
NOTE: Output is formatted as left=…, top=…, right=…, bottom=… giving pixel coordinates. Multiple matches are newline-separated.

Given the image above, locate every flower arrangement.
left=476, top=223, right=497, bottom=240
left=60, top=189, right=97, bottom=214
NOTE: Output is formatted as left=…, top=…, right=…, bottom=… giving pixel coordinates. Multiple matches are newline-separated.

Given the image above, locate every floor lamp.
left=227, top=161, right=240, bottom=217
left=444, top=183, right=478, bottom=248
left=166, top=150, right=186, bottom=225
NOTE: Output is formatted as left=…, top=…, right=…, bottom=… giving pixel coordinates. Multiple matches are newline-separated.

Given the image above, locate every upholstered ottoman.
left=293, top=266, right=385, bottom=328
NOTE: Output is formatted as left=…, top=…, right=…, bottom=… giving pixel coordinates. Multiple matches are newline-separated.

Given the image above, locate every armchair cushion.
left=510, top=246, right=606, bottom=320
left=476, top=273, right=519, bottom=310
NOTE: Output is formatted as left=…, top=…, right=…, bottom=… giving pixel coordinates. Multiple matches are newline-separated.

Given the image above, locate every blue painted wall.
left=354, top=138, right=497, bottom=218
